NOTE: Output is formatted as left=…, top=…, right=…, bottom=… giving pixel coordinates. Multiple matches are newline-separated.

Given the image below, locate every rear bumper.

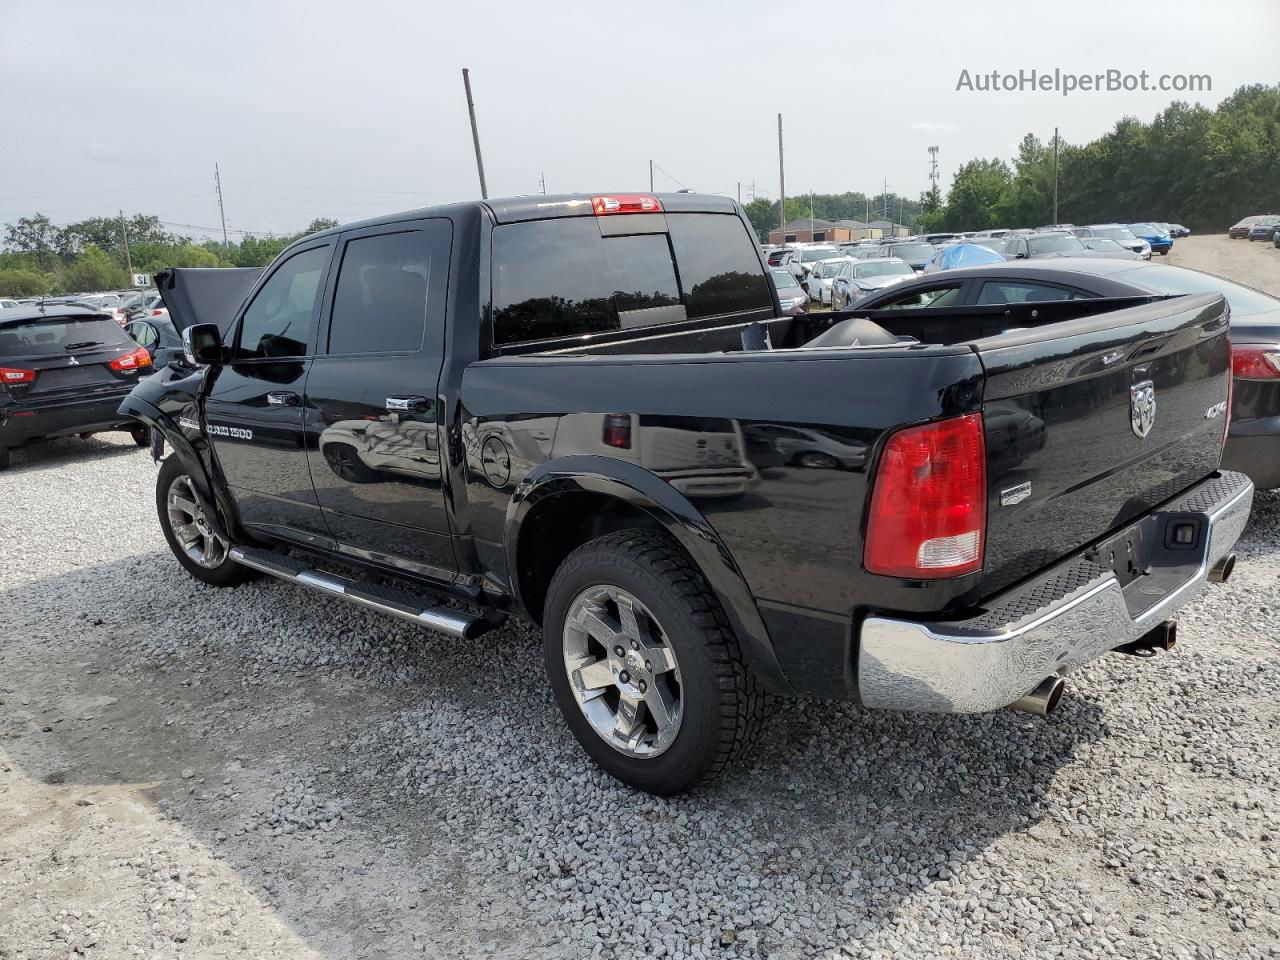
left=856, top=471, right=1253, bottom=714
left=0, top=390, right=135, bottom=446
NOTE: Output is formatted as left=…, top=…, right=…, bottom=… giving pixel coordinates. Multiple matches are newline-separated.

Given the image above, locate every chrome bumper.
left=857, top=471, right=1254, bottom=714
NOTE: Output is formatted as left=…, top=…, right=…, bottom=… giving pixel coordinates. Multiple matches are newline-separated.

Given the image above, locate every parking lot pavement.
left=2, top=252, right=1279, bottom=960
left=1167, top=234, right=1280, bottom=297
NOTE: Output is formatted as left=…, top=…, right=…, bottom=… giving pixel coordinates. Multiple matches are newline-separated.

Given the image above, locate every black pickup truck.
left=121, top=193, right=1252, bottom=794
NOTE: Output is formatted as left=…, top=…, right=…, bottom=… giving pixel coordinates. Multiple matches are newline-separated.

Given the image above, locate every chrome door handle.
left=267, top=391, right=300, bottom=406
left=386, top=396, right=429, bottom=413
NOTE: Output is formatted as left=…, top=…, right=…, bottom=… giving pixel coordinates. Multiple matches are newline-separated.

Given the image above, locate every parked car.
left=922, top=232, right=960, bottom=245
left=1247, top=216, right=1280, bottom=242
left=802, top=257, right=853, bottom=305
left=1071, top=224, right=1150, bottom=258
left=786, top=244, right=843, bottom=281
left=971, top=236, right=1011, bottom=255
left=122, top=193, right=1249, bottom=795
left=1275, top=229, right=1280, bottom=250
left=1168, top=224, right=1191, bottom=238
left=844, top=257, right=1280, bottom=489
left=769, top=267, right=807, bottom=316
left=876, top=240, right=936, bottom=272
left=125, top=313, right=183, bottom=366
left=921, top=243, right=1006, bottom=274
left=0, top=299, right=20, bottom=310
left=1006, top=232, right=1109, bottom=260
left=971, top=229, right=1010, bottom=239
left=741, top=423, right=867, bottom=470
left=829, top=257, right=915, bottom=307
left=765, top=246, right=793, bottom=267
left=0, top=304, right=152, bottom=468
left=1229, top=216, right=1268, bottom=239
left=1079, top=237, right=1143, bottom=259
left=1126, top=223, right=1172, bottom=255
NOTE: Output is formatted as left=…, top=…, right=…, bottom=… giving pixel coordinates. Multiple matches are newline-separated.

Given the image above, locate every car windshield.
left=1086, top=239, right=1123, bottom=251
left=1028, top=234, right=1086, bottom=255
left=973, top=237, right=1009, bottom=252
left=0, top=316, right=129, bottom=356
left=1096, top=227, right=1138, bottom=243
left=1129, top=224, right=1159, bottom=234
left=770, top=268, right=800, bottom=290
left=886, top=243, right=933, bottom=260
left=800, top=247, right=840, bottom=262
left=1115, top=264, right=1280, bottom=318
left=856, top=260, right=913, bottom=278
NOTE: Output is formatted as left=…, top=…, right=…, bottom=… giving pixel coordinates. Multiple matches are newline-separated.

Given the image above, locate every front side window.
left=328, top=227, right=448, bottom=355
left=237, top=245, right=329, bottom=358
left=875, top=285, right=963, bottom=310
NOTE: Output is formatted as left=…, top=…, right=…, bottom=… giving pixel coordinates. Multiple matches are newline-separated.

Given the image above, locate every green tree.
left=0, top=268, right=52, bottom=297
left=302, top=218, right=339, bottom=234
left=57, top=245, right=128, bottom=293
left=938, top=158, right=1012, bottom=231
left=4, top=214, right=62, bottom=271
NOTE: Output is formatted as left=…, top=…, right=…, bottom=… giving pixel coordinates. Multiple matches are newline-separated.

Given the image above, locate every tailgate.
left=974, top=292, right=1230, bottom=594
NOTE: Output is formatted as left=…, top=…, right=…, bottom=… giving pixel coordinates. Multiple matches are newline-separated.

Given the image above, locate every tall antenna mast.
left=214, top=163, right=229, bottom=248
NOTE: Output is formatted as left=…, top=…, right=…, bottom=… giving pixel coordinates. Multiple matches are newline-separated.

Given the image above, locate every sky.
left=2, top=0, right=1277, bottom=240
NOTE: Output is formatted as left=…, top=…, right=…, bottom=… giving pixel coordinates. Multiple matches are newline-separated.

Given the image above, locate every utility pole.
left=883, top=178, right=888, bottom=222
left=809, top=191, right=814, bottom=239
left=928, top=145, right=939, bottom=192
left=214, top=163, right=229, bottom=249
left=118, top=210, right=133, bottom=278
left=737, top=181, right=741, bottom=204
left=462, top=68, right=488, bottom=199
left=777, top=113, right=786, bottom=232
left=1052, top=126, right=1060, bottom=225
left=649, top=159, right=654, bottom=192
left=539, top=172, right=546, bottom=195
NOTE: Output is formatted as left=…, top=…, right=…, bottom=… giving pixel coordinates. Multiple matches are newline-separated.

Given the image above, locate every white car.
left=786, top=244, right=843, bottom=282
left=829, top=257, right=916, bottom=309
left=802, top=257, right=854, bottom=305
left=0, top=299, right=19, bottom=310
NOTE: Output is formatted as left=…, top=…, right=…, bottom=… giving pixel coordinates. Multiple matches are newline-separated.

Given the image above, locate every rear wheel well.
left=516, top=492, right=664, bottom=626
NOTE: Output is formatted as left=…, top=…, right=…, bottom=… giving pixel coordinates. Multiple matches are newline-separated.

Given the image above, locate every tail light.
left=1230, top=345, right=1280, bottom=380
left=109, top=347, right=153, bottom=372
left=864, top=413, right=987, bottom=579
left=0, top=367, right=36, bottom=385
left=591, top=194, right=663, bottom=216
left=602, top=414, right=633, bottom=449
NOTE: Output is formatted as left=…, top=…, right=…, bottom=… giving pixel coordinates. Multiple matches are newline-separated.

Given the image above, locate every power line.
left=652, top=162, right=690, bottom=191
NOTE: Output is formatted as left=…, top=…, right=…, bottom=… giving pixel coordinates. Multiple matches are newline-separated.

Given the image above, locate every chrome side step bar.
left=229, top=547, right=490, bottom=640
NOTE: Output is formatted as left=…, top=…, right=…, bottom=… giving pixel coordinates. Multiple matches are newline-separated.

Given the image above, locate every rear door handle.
left=267, top=391, right=300, bottom=406
left=386, top=396, right=429, bottom=413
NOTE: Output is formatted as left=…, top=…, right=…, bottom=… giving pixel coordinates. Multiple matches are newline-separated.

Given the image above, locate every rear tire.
left=543, top=530, right=766, bottom=794
left=156, top=456, right=255, bottom=588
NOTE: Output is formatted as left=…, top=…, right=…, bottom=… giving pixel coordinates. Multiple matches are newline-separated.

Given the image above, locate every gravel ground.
left=2, top=238, right=1279, bottom=959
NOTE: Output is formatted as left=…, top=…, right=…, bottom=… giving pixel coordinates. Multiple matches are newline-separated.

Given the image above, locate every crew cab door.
left=303, top=218, right=455, bottom=580
left=203, top=241, right=334, bottom=545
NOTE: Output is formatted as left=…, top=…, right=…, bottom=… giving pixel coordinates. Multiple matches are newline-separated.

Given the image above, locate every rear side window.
left=491, top=213, right=770, bottom=346
left=0, top=317, right=128, bottom=356
left=327, top=227, right=447, bottom=355
left=976, top=282, right=1087, bottom=305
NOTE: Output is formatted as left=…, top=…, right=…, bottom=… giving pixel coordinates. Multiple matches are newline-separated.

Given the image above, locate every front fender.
left=117, top=392, right=234, bottom=543
left=506, top=455, right=792, bottom=694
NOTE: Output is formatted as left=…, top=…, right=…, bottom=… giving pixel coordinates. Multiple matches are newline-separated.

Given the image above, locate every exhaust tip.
left=1208, top=552, right=1236, bottom=584
left=1010, top=676, right=1065, bottom=718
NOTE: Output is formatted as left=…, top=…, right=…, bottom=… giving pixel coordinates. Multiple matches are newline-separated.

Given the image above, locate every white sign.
left=132, top=273, right=151, bottom=288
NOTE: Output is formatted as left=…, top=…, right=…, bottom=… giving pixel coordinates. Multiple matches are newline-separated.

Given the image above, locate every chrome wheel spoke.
left=613, top=693, right=643, bottom=743
left=573, top=607, right=624, bottom=647
left=644, top=682, right=679, bottom=735
left=169, top=494, right=198, bottom=518
left=571, top=657, right=615, bottom=693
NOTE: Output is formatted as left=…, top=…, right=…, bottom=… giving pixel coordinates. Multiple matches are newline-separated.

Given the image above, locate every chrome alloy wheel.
left=562, top=585, right=684, bottom=759
left=166, top=474, right=229, bottom=569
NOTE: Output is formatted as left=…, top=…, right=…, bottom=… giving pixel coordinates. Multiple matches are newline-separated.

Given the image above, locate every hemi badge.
left=1000, top=481, right=1032, bottom=506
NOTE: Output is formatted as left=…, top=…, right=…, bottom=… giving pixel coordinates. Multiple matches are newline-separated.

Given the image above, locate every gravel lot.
left=2, top=235, right=1279, bottom=959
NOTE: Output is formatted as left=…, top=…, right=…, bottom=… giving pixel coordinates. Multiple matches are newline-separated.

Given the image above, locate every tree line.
left=742, top=193, right=923, bottom=242
left=916, top=83, right=1280, bottom=234
left=0, top=214, right=339, bottom=297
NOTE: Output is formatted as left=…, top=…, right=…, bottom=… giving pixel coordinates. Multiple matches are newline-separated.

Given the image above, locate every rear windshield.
left=886, top=243, right=934, bottom=260
left=0, top=316, right=130, bottom=357
left=799, top=247, right=840, bottom=262
left=1114, top=264, right=1280, bottom=318
left=1028, top=234, right=1085, bottom=255
left=856, top=260, right=913, bottom=277
left=491, top=213, right=771, bottom=346
left=770, top=268, right=800, bottom=290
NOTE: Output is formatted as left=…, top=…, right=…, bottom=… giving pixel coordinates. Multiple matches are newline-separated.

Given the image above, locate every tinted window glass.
left=875, top=285, right=963, bottom=310
left=0, top=317, right=129, bottom=356
left=977, top=282, right=1083, bottom=305
left=238, top=245, right=328, bottom=358
left=667, top=214, right=772, bottom=319
left=492, top=219, right=683, bottom=345
left=329, top=231, right=433, bottom=354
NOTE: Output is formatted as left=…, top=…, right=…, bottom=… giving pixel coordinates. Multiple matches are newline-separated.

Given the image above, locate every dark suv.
left=0, top=304, right=152, bottom=469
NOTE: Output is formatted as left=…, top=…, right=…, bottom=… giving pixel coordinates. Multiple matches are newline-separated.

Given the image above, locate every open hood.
left=155, top=267, right=262, bottom=335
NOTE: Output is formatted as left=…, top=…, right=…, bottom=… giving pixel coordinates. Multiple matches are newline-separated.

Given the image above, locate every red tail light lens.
left=108, top=347, right=153, bottom=372
left=602, top=414, right=633, bottom=449
left=591, top=194, right=663, bottom=216
left=0, top=367, right=36, bottom=384
left=1231, top=345, right=1280, bottom=380
left=864, top=413, right=987, bottom=578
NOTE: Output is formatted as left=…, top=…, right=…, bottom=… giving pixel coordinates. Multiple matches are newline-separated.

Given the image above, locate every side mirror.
left=182, top=323, right=224, bottom=366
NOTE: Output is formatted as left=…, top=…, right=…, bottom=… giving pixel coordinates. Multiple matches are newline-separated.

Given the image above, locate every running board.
left=229, top=546, right=490, bottom=640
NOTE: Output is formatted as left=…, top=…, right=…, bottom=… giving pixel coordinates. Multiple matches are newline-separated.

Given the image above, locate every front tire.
left=156, top=456, right=255, bottom=587
left=543, top=530, right=766, bottom=794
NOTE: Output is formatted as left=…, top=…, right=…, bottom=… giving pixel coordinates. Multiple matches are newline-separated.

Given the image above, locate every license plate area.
left=1086, top=522, right=1150, bottom=588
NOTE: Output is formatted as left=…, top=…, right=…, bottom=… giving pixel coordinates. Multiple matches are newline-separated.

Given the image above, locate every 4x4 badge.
left=1130, top=380, right=1156, bottom=438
